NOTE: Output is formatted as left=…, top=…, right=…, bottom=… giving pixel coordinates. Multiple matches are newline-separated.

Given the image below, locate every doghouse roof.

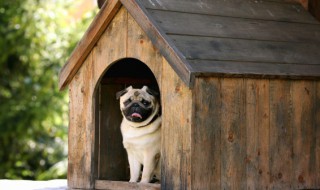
left=59, top=0, right=320, bottom=90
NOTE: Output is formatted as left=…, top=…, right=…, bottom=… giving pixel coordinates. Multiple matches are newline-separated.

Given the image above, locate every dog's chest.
left=122, top=127, right=160, bottom=164
left=122, top=127, right=160, bottom=150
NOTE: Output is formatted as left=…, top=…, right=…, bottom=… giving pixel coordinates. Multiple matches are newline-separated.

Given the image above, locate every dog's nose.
left=132, top=103, right=139, bottom=108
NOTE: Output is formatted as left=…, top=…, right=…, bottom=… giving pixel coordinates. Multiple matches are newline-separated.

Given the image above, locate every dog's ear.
left=116, top=89, right=127, bottom=100
left=143, top=86, right=159, bottom=97
left=116, top=86, right=133, bottom=99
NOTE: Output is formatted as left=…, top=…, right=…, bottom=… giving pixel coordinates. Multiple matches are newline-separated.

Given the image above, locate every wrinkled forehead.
left=123, top=89, right=153, bottom=101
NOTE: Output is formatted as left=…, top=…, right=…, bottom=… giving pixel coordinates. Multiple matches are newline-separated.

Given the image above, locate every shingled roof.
left=59, top=0, right=320, bottom=89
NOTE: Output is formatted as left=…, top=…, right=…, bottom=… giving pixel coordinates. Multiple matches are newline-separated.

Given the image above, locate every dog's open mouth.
left=131, top=113, right=142, bottom=119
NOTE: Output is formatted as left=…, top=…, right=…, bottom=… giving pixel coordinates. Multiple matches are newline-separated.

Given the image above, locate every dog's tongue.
left=131, top=113, right=142, bottom=119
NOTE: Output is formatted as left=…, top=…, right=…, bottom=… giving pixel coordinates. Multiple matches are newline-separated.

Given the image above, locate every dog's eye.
left=124, top=99, right=131, bottom=106
left=141, top=100, right=151, bottom=106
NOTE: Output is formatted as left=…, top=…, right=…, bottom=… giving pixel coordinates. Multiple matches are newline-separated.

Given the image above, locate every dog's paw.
left=129, top=179, right=138, bottom=183
left=140, top=178, right=151, bottom=184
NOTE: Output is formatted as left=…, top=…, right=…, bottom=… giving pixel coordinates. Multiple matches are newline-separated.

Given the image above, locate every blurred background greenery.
left=0, top=0, right=96, bottom=180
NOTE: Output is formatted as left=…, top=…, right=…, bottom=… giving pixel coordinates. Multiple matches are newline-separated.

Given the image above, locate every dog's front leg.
left=127, top=152, right=141, bottom=182
left=140, top=153, right=157, bottom=183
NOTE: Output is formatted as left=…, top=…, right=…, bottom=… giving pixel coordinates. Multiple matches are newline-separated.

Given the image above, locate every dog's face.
left=117, top=86, right=160, bottom=127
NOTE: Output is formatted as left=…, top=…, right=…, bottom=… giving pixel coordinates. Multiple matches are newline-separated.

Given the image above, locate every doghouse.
left=59, top=0, right=320, bottom=189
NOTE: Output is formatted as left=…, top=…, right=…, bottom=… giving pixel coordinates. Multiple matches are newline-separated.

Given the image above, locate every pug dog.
left=116, top=86, right=161, bottom=183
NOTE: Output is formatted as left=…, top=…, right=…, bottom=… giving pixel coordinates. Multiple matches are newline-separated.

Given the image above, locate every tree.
left=0, top=0, right=95, bottom=179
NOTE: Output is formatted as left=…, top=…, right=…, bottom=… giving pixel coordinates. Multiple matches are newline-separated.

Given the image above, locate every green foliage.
left=0, top=0, right=95, bottom=180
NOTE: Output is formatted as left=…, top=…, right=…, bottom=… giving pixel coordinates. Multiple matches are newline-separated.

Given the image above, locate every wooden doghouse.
left=59, top=0, right=320, bottom=189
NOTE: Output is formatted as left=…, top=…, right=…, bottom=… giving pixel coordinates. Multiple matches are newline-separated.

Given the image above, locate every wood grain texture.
left=92, top=8, right=128, bottom=181
left=150, top=9, right=320, bottom=43
left=245, top=79, right=270, bottom=189
left=316, top=81, right=320, bottom=187
left=220, top=78, right=247, bottom=189
left=98, top=84, right=129, bottom=180
left=192, top=78, right=221, bottom=189
left=59, top=0, right=121, bottom=90
left=121, top=0, right=194, bottom=87
left=67, top=6, right=167, bottom=189
left=64, top=0, right=320, bottom=188
left=141, top=0, right=318, bottom=24
left=95, top=180, right=160, bottom=190
left=68, top=52, right=96, bottom=189
left=291, top=81, right=317, bottom=189
left=127, top=11, right=163, bottom=90
left=161, top=59, right=192, bottom=190
left=269, top=80, right=293, bottom=189
left=189, top=60, right=320, bottom=80
left=170, top=35, right=320, bottom=65
left=191, top=78, right=320, bottom=189
left=92, top=6, right=127, bottom=86
left=60, top=0, right=320, bottom=93
left=93, top=5, right=164, bottom=183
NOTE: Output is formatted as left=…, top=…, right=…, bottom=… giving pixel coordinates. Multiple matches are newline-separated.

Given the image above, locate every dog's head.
left=116, top=86, right=160, bottom=127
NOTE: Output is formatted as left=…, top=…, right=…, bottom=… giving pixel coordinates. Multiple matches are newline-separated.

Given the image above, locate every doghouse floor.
left=95, top=180, right=160, bottom=190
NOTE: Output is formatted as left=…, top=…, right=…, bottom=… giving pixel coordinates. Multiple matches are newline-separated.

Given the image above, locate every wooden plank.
left=98, top=84, right=129, bottom=181
left=255, top=80, right=271, bottom=189
left=121, top=0, right=195, bottom=87
left=316, top=82, right=320, bottom=187
left=100, top=77, right=154, bottom=85
left=160, top=59, right=192, bottom=189
left=92, top=6, right=127, bottom=181
left=189, top=60, right=320, bottom=79
left=92, top=7, right=129, bottom=181
left=59, top=0, right=122, bottom=90
left=68, top=53, right=96, bottom=189
left=94, top=84, right=101, bottom=181
left=269, top=80, right=293, bottom=189
left=170, top=34, right=320, bottom=65
left=95, top=180, right=160, bottom=190
left=93, top=6, right=127, bottom=84
left=291, top=81, right=317, bottom=189
left=192, top=78, right=221, bottom=189
left=140, top=0, right=318, bottom=24
left=126, top=11, right=163, bottom=90
left=220, top=78, right=246, bottom=189
left=245, top=79, right=270, bottom=189
left=149, top=9, right=320, bottom=43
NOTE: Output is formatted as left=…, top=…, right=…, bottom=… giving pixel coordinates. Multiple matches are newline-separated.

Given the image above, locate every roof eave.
left=58, top=0, right=122, bottom=91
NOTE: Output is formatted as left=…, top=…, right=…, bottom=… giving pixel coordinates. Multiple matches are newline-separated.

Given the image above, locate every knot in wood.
left=298, top=175, right=305, bottom=183
left=228, top=132, right=234, bottom=143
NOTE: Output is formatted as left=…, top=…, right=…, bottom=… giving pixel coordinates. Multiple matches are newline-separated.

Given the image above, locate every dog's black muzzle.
left=123, top=102, right=153, bottom=122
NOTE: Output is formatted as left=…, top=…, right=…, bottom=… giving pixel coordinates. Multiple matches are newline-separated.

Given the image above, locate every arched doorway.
left=94, top=58, right=160, bottom=181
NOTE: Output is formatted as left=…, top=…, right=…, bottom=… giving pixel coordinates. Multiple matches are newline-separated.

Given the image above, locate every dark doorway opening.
left=94, top=58, right=160, bottom=181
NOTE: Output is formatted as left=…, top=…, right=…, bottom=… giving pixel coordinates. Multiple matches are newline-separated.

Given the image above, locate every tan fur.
left=119, top=86, right=161, bottom=183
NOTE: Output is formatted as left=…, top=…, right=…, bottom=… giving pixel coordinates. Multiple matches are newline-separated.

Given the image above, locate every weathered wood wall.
left=68, top=52, right=96, bottom=189
left=67, top=3, right=320, bottom=190
left=161, top=59, right=192, bottom=189
left=68, top=6, right=127, bottom=189
left=68, top=6, right=191, bottom=189
left=192, top=77, right=320, bottom=189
